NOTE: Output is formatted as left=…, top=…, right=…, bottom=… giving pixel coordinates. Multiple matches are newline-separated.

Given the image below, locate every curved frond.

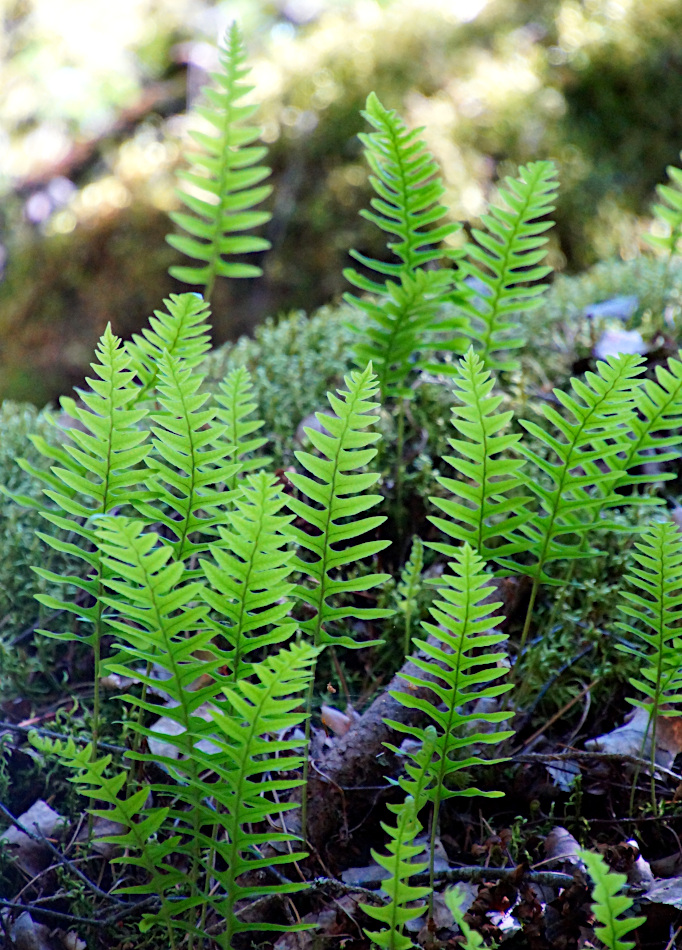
left=344, top=92, right=461, bottom=400
left=429, top=347, right=532, bottom=563
left=287, top=363, right=392, bottom=649
left=458, top=161, right=559, bottom=372
left=167, top=23, right=272, bottom=301
left=200, top=471, right=297, bottom=681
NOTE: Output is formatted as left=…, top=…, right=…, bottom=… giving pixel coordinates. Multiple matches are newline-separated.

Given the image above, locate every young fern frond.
left=134, top=350, right=239, bottom=565
left=644, top=155, right=682, bottom=259
left=616, top=520, right=682, bottom=810
left=200, top=471, right=297, bottom=681
left=387, top=544, right=513, bottom=896
left=429, top=348, right=531, bottom=562
left=287, top=363, right=392, bottom=650
left=362, top=729, right=437, bottom=950
left=344, top=92, right=460, bottom=400
left=580, top=850, right=645, bottom=950
left=214, top=365, right=269, bottom=491
left=11, top=325, right=148, bottom=748
left=126, top=293, right=212, bottom=402
left=458, top=161, right=558, bottom=372
left=397, top=535, right=424, bottom=656
left=167, top=23, right=272, bottom=302
left=444, top=888, right=486, bottom=950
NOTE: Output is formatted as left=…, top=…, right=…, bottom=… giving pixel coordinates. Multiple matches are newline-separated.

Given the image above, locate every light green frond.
left=286, top=363, right=392, bottom=649
left=214, top=365, right=269, bottom=490
left=126, top=293, right=212, bottom=401
left=458, top=161, right=559, bottom=372
left=580, top=850, right=645, bottom=950
left=134, top=350, right=239, bottom=564
left=200, top=471, right=297, bottom=681
left=344, top=92, right=462, bottom=401
left=396, top=535, right=424, bottom=655
left=429, top=347, right=532, bottom=564
left=644, top=155, right=682, bottom=258
left=167, top=22, right=272, bottom=301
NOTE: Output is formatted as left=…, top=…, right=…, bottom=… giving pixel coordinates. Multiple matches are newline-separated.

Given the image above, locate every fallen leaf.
left=1, top=800, right=64, bottom=877
left=585, top=706, right=682, bottom=769
left=593, top=327, right=647, bottom=361
left=10, top=912, right=55, bottom=950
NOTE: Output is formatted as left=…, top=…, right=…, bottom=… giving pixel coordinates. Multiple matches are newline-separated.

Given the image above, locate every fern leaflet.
left=167, top=23, right=272, bottom=301
left=644, top=155, right=682, bottom=258
left=580, top=850, right=645, bottom=950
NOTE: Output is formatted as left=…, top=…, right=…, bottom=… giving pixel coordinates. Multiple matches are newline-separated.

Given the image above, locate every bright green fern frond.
left=429, top=347, right=532, bottom=563
left=134, top=350, right=239, bottom=564
left=344, top=92, right=461, bottom=400
left=458, top=161, right=558, bottom=372
left=200, top=471, right=297, bottom=681
left=389, top=544, right=513, bottom=802
left=644, top=155, right=682, bottom=258
left=444, top=888, right=486, bottom=950
left=499, top=353, right=645, bottom=585
left=580, top=850, right=645, bottom=950
left=126, top=293, right=212, bottom=401
left=287, top=363, right=392, bottom=649
left=616, top=521, right=682, bottom=749
left=214, top=365, right=269, bottom=491
left=22, top=325, right=148, bottom=641
left=361, top=795, right=430, bottom=950
left=167, top=22, right=272, bottom=301
left=201, top=640, right=319, bottom=946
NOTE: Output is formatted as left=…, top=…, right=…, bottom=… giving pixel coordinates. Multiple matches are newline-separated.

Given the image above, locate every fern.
left=444, top=888, right=488, bottom=950
left=396, top=535, right=424, bottom=656
left=429, top=347, right=531, bottom=562
left=287, top=363, right=392, bottom=651
left=644, top=154, right=682, bottom=259
left=386, top=544, right=514, bottom=898
left=133, top=349, right=239, bottom=565
left=126, top=293, right=213, bottom=402
left=344, top=92, right=461, bottom=401
left=10, top=325, right=148, bottom=749
left=95, top=516, right=318, bottom=945
left=167, top=23, right=272, bottom=301
left=580, top=850, right=645, bottom=950
left=214, top=365, right=269, bottom=491
left=362, top=728, right=437, bottom=950
left=616, top=520, right=682, bottom=811
left=458, top=161, right=559, bottom=372
left=200, top=471, right=297, bottom=681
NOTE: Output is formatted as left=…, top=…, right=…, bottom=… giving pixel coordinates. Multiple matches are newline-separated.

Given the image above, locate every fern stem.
left=510, top=577, right=540, bottom=702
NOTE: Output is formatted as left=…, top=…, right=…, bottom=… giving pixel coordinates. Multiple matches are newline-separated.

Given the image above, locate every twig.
left=514, top=749, right=682, bottom=784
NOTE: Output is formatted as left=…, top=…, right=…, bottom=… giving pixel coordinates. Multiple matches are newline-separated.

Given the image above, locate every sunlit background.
left=1, top=0, right=681, bottom=402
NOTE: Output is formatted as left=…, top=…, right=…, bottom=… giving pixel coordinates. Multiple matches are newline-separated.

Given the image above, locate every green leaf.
left=580, top=850, right=645, bottom=950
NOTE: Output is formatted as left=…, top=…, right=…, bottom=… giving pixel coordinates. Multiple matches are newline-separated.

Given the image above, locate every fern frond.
left=386, top=545, right=513, bottom=900
left=200, top=471, right=297, bottom=681
left=644, top=155, right=682, bottom=258
left=429, top=347, right=532, bottom=562
left=498, top=353, right=645, bottom=585
left=201, top=640, right=319, bottom=946
left=458, top=161, right=558, bottom=372
left=287, top=363, right=392, bottom=650
left=167, top=22, right=272, bottom=301
left=134, top=350, right=239, bottom=564
left=126, top=293, right=212, bottom=402
left=580, top=850, right=645, bottom=950
left=214, top=365, right=269, bottom=491
left=444, top=888, right=486, bottom=950
left=344, top=92, right=461, bottom=400
left=616, top=521, right=682, bottom=777
left=362, top=729, right=437, bottom=950
left=397, top=535, right=424, bottom=655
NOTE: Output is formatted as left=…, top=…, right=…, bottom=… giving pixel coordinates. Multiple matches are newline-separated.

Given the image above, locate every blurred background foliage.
left=1, top=0, right=682, bottom=403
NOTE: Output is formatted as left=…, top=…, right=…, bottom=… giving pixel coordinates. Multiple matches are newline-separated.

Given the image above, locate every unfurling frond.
left=167, top=23, right=272, bottom=301
left=287, top=363, right=392, bottom=649
left=458, top=161, right=558, bottom=372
